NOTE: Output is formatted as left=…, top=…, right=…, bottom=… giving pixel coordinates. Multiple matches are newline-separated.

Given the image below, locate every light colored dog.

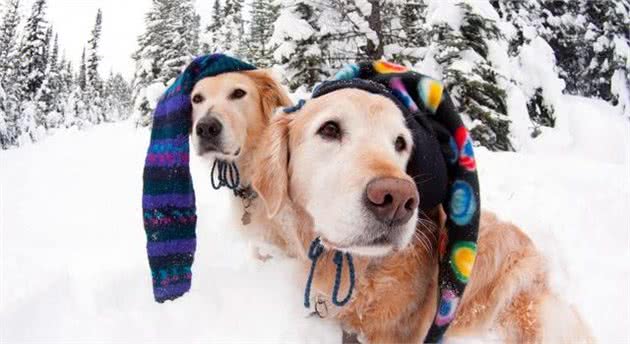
left=189, top=70, right=296, bottom=250
left=252, top=88, right=593, bottom=343
left=190, top=70, right=291, bottom=172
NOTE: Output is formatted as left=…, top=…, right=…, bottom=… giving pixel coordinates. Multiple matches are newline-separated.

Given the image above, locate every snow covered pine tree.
left=131, top=0, right=199, bottom=127
left=0, top=1, right=132, bottom=149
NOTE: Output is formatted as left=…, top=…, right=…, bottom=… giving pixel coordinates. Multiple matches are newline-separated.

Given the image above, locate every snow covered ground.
left=1, top=96, right=628, bottom=343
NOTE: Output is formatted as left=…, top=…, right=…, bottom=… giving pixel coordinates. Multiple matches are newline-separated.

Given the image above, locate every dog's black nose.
left=365, top=177, right=418, bottom=225
left=196, top=117, right=223, bottom=140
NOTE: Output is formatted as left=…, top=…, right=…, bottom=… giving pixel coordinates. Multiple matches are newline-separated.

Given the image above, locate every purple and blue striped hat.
left=142, top=54, right=256, bottom=302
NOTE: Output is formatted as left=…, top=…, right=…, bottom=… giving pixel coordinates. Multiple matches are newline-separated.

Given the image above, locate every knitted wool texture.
left=142, top=54, right=256, bottom=303
left=312, top=60, right=481, bottom=343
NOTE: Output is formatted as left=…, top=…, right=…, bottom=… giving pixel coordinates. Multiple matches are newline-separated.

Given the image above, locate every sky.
left=9, top=0, right=220, bottom=79
left=11, top=0, right=217, bottom=79
left=15, top=0, right=153, bottom=78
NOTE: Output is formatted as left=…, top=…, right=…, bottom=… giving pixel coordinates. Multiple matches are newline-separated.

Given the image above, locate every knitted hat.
left=142, top=54, right=256, bottom=303
left=314, top=61, right=480, bottom=342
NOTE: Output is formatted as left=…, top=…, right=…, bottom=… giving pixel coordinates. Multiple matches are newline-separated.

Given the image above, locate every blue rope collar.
left=211, top=159, right=240, bottom=190
left=304, top=237, right=356, bottom=309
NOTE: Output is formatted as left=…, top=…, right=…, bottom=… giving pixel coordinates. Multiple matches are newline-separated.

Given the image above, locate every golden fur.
left=190, top=70, right=292, bottom=184
left=189, top=70, right=297, bottom=250
left=251, top=89, right=594, bottom=343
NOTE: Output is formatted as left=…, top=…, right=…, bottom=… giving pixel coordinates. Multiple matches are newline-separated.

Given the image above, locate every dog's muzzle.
left=195, top=115, right=223, bottom=153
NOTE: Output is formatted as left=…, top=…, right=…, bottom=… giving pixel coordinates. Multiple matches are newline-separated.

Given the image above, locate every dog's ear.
left=244, top=69, right=292, bottom=119
left=252, top=114, right=291, bottom=218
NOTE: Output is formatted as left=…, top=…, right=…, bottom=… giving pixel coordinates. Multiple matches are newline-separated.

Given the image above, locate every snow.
left=524, top=95, right=629, bottom=165
left=271, top=10, right=315, bottom=45
left=1, top=95, right=629, bottom=342
left=612, top=69, right=630, bottom=118
left=354, top=0, right=372, bottom=17
left=425, top=0, right=464, bottom=31
left=145, top=82, right=168, bottom=108
left=508, top=37, right=569, bottom=149
left=0, top=122, right=339, bottom=342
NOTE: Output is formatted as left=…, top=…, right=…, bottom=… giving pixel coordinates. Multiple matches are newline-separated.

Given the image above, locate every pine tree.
left=103, top=72, right=132, bottom=121
left=42, top=26, right=52, bottom=66
left=60, top=60, right=80, bottom=128
left=212, top=0, right=222, bottom=29
left=401, top=0, right=427, bottom=47
left=19, top=0, right=49, bottom=98
left=490, top=0, right=543, bottom=56
left=49, top=33, right=59, bottom=66
left=160, top=0, right=199, bottom=81
left=0, top=0, right=21, bottom=82
left=87, top=9, right=103, bottom=91
left=54, top=55, right=73, bottom=128
left=0, top=84, right=9, bottom=149
left=132, top=0, right=200, bottom=126
left=271, top=0, right=423, bottom=88
left=539, top=0, right=585, bottom=94
left=272, top=1, right=330, bottom=91
left=359, top=0, right=386, bottom=60
left=579, top=1, right=629, bottom=102
left=395, top=0, right=427, bottom=63
left=13, top=0, right=50, bottom=143
left=248, top=0, right=280, bottom=66
left=204, top=0, right=223, bottom=52
left=83, top=9, right=106, bottom=124
left=426, top=2, right=512, bottom=151
left=78, top=47, right=87, bottom=90
left=36, top=32, right=63, bottom=129
left=0, top=0, right=22, bottom=148
left=492, top=0, right=563, bottom=139
left=233, top=0, right=247, bottom=57
left=216, top=0, right=247, bottom=57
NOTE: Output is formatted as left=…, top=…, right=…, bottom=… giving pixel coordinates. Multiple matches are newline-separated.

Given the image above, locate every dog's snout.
left=365, top=177, right=418, bottom=225
left=196, top=117, right=223, bottom=140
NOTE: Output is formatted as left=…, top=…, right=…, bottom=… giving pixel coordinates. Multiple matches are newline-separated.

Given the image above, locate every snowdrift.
left=1, top=95, right=628, bottom=342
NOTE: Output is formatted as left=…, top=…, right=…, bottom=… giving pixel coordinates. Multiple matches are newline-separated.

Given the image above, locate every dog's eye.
left=192, top=94, right=204, bottom=104
left=395, top=136, right=407, bottom=152
left=230, top=88, right=247, bottom=99
left=317, top=121, right=342, bottom=141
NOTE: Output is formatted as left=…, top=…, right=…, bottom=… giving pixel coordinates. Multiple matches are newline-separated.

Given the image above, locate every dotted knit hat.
left=314, top=60, right=481, bottom=342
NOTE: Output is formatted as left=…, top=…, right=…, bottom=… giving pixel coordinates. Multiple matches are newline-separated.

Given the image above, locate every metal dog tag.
left=241, top=211, right=251, bottom=226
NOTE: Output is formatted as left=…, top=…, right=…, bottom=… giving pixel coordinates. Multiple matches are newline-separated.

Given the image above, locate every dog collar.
left=304, top=237, right=356, bottom=309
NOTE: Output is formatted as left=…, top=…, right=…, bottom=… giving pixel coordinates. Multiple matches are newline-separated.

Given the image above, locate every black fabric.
left=312, top=79, right=448, bottom=210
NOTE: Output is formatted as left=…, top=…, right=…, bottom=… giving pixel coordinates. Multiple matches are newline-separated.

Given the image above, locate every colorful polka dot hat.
left=142, top=54, right=256, bottom=303
left=315, top=60, right=480, bottom=342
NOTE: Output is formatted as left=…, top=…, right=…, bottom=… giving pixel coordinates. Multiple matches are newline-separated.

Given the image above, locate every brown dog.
left=252, top=89, right=593, bottom=343
left=189, top=70, right=299, bottom=250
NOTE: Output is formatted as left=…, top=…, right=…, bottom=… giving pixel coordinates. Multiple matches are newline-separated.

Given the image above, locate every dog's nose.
left=196, top=117, right=223, bottom=140
left=365, top=177, right=418, bottom=225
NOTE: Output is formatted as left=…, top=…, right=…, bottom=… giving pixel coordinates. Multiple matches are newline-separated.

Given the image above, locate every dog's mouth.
left=368, top=234, right=391, bottom=246
left=321, top=231, right=401, bottom=257
left=199, top=145, right=241, bottom=160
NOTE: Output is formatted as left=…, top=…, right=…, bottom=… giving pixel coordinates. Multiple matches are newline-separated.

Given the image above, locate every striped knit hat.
left=142, top=54, right=256, bottom=303
left=316, top=61, right=481, bottom=342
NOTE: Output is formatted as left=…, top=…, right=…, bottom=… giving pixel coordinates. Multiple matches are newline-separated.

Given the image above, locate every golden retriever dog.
left=251, top=88, right=593, bottom=343
left=189, top=70, right=295, bottom=250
